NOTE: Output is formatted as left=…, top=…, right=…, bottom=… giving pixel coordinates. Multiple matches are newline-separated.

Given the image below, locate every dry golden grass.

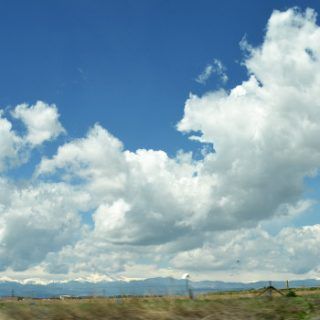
left=0, top=290, right=320, bottom=319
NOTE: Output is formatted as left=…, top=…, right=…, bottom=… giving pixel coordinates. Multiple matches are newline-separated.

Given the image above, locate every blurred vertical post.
left=268, top=281, right=272, bottom=297
left=183, top=274, right=194, bottom=300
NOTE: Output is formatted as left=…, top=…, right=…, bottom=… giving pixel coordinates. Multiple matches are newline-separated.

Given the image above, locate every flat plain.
left=0, top=288, right=320, bottom=319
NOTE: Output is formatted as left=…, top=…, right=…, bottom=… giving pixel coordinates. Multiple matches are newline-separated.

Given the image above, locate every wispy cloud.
left=196, top=59, right=228, bottom=84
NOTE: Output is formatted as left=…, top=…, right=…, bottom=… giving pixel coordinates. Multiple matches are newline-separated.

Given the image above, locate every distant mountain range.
left=0, top=277, right=319, bottom=298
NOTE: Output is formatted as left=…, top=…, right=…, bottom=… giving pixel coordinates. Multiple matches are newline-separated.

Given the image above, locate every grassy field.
left=0, top=289, right=320, bottom=319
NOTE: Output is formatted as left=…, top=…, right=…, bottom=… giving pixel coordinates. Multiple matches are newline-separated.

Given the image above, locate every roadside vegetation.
left=0, top=288, right=320, bottom=319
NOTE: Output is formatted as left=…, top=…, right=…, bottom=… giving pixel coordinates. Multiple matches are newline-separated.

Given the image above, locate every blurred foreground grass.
left=0, top=290, right=320, bottom=319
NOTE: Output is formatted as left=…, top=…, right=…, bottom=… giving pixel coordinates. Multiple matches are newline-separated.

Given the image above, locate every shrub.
left=286, top=290, right=297, bottom=297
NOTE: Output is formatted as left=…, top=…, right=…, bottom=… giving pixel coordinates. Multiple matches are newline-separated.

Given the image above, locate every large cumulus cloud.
left=1, top=8, right=320, bottom=280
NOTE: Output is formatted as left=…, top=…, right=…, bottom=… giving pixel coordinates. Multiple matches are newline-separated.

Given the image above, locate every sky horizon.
left=1, top=1, right=320, bottom=283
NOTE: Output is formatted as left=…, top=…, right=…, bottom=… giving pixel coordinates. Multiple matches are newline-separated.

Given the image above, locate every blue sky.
left=1, top=1, right=320, bottom=282
left=1, top=0, right=319, bottom=154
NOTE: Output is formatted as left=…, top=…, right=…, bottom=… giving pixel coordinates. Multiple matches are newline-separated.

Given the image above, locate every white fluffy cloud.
left=171, top=225, right=320, bottom=275
left=37, top=124, right=205, bottom=245
left=0, top=102, right=65, bottom=172
left=0, top=179, right=90, bottom=271
left=12, top=101, right=65, bottom=145
left=0, top=8, right=320, bottom=281
left=0, top=112, right=22, bottom=171
left=178, top=8, right=320, bottom=230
